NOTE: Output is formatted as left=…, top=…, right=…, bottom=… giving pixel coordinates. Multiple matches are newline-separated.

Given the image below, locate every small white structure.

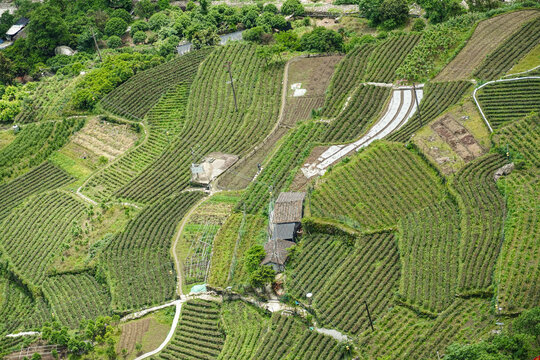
left=5, top=18, right=28, bottom=41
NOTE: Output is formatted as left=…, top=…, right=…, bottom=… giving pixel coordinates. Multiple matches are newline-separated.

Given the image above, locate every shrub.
left=299, top=27, right=343, bottom=53
left=132, top=31, right=147, bottom=44
left=411, top=18, right=426, bottom=31
left=107, top=35, right=123, bottom=48
left=105, top=17, right=128, bottom=37
left=243, top=26, right=266, bottom=43
left=281, top=0, right=305, bottom=16
left=264, top=3, right=278, bottom=13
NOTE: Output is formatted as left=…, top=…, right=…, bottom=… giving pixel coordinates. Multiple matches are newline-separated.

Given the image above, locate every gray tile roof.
left=262, top=239, right=295, bottom=266
left=273, top=192, right=305, bottom=224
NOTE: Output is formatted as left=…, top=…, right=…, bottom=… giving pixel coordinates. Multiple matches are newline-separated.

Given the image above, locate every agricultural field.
left=310, top=142, right=446, bottom=229
left=1, top=3, right=540, bottom=359
left=435, top=10, right=540, bottom=81
left=474, top=16, right=540, bottom=80
left=477, top=78, right=540, bottom=130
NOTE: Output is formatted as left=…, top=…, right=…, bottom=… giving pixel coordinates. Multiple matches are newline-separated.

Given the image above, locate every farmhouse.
left=270, top=192, right=306, bottom=241
left=5, top=18, right=29, bottom=42
left=262, top=239, right=296, bottom=273
left=263, top=192, right=306, bottom=272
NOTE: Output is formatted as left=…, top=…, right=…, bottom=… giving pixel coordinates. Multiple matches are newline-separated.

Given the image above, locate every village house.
left=5, top=17, right=29, bottom=42
left=262, top=192, right=306, bottom=272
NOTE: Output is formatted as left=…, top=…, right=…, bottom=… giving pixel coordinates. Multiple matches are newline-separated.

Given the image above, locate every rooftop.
left=262, top=239, right=295, bottom=266
left=273, top=192, right=306, bottom=224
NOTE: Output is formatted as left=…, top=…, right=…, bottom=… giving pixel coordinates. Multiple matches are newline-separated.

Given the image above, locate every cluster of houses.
left=262, top=192, right=306, bottom=272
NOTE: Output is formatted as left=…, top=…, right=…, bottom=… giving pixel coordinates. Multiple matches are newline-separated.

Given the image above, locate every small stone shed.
left=270, top=192, right=306, bottom=241
left=6, top=18, right=28, bottom=41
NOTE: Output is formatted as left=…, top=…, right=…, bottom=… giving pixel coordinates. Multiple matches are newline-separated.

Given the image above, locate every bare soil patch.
left=431, top=114, right=485, bottom=162
left=290, top=145, right=327, bottom=191
left=435, top=10, right=540, bottom=81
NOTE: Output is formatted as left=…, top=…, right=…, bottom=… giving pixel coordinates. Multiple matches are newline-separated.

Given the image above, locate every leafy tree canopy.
left=300, top=27, right=343, bottom=53
left=26, top=3, right=70, bottom=56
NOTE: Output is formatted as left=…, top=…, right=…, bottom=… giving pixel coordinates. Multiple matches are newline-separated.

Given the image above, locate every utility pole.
left=365, top=301, right=374, bottom=331
left=412, top=82, right=422, bottom=127
left=92, top=28, right=102, bottom=63
left=225, top=61, right=238, bottom=112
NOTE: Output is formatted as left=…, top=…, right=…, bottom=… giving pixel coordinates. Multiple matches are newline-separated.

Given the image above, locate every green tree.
left=149, top=12, right=170, bottom=30
left=111, top=9, right=132, bottom=24
left=158, top=0, right=171, bottom=10
left=358, top=0, right=408, bottom=29
left=242, top=26, right=266, bottom=43
left=200, top=0, right=211, bottom=15
left=274, top=30, right=299, bottom=50
left=281, top=0, right=305, bottom=16
left=108, top=0, right=133, bottom=10
left=107, top=35, right=123, bottom=48
left=0, top=53, right=15, bottom=84
left=0, top=12, right=14, bottom=38
left=191, top=28, right=219, bottom=49
left=130, top=20, right=149, bottom=35
left=249, top=265, right=276, bottom=288
left=244, top=245, right=266, bottom=272
left=26, top=3, right=69, bottom=56
left=411, top=18, right=426, bottom=32
left=135, top=0, right=158, bottom=20
left=256, top=45, right=273, bottom=67
left=30, top=353, right=41, bottom=360
left=417, top=0, right=464, bottom=24
left=132, top=31, right=147, bottom=44
left=300, top=27, right=343, bottom=53
left=105, top=17, right=128, bottom=37
left=264, top=3, right=278, bottom=13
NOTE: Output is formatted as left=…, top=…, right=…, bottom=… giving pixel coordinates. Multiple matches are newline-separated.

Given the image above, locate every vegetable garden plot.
left=496, top=171, right=539, bottom=314
left=252, top=313, right=343, bottom=360
left=118, top=44, right=284, bottom=204
left=474, top=17, right=540, bottom=80
left=320, top=85, right=391, bottom=143
left=477, top=78, right=540, bottom=130
left=101, top=48, right=213, bottom=120
left=322, top=43, right=375, bottom=118
left=365, top=34, right=421, bottom=83
left=0, top=117, right=85, bottom=183
left=313, top=231, right=399, bottom=335
left=0, top=162, right=73, bottom=222
left=310, top=142, right=445, bottom=230
left=159, top=299, right=224, bottom=360
left=452, top=153, right=506, bottom=292
left=103, top=192, right=204, bottom=311
left=435, top=10, right=540, bottom=81
left=0, top=191, right=86, bottom=287
left=43, top=272, right=111, bottom=328
left=398, top=199, right=461, bottom=315
left=82, top=83, right=191, bottom=202
left=218, top=301, right=269, bottom=360
left=388, top=81, right=471, bottom=143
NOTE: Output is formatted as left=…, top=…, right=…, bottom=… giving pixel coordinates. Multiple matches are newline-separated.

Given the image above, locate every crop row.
left=474, top=17, right=540, bottom=80
left=314, top=231, right=399, bottom=334
left=117, top=43, right=284, bottom=204
left=286, top=234, right=350, bottom=300
left=387, top=81, right=471, bottom=142
left=0, top=191, right=86, bottom=288
left=253, top=313, right=342, bottom=360
left=82, top=84, right=190, bottom=202
left=218, top=301, right=269, bottom=360
left=207, top=213, right=266, bottom=288
left=452, top=153, right=506, bottom=292
left=103, top=192, right=203, bottom=311
left=321, top=84, right=391, bottom=143
left=42, top=272, right=111, bottom=329
left=365, top=34, right=421, bottom=83
left=398, top=199, right=460, bottom=314
left=493, top=113, right=539, bottom=168
left=477, top=78, right=540, bottom=130
left=282, top=96, right=324, bottom=125
left=159, top=299, right=224, bottom=360
left=0, top=161, right=73, bottom=222
left=496, top=170, right=539, bottom=314
left=357, top=298, right=495, bottom=359
left=0, top=117, right=85, bottom=182
left=322, top=43, right=375, bottom=117
left=15, top=75, right=81, bottom=124
left=310, top=142, right=445, bottom=230
left=240, top=121, right=325, bottom=214
left=101, top=48, right=213, bottom=121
